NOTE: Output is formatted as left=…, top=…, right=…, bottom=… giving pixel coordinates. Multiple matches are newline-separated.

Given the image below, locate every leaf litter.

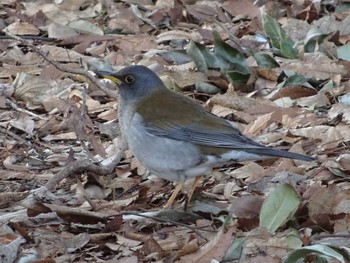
left=0, top=0, right=350, bottom=262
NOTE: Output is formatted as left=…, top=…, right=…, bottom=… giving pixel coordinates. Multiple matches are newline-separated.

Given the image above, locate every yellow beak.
left=94, top=70, right=122, bottom=85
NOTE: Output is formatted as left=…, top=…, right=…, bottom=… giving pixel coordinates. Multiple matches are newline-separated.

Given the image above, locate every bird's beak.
left=94, top=70, right=122, bottom=85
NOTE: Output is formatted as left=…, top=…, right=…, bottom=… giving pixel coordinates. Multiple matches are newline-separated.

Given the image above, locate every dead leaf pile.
left=1, top=0, right=350, bottom=262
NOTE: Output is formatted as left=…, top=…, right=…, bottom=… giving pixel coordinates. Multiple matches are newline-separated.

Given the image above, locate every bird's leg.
left=164, top=181, right=184, bottom=209
left=184, top=176, right=201, bottom=210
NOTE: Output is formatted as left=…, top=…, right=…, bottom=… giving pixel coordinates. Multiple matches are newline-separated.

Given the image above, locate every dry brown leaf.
left=209, top=93, right=276, bottom=114
left=296, top=93, right=330, bottom=108
left=0, top=192, right=29, bottom=208
left=108, top=14, right=140, bottom=33
left=246, top=112, right=273, bottom=136
left=174, top=239, right=200, bottom=260
left=210, top=104, right=235, bottom=118
left=229, top=195, right=263, bottom=218
left=222, top=0, right=260, bottom=19
left=279, top=52, right=347, bottom=80
left=271, top=86, right=317, bottom=100
left=308, top=185, right=336, bottom=217
left=0, top=170, right=52, bottom=180
left=290, top=125, right=345, bottom=151
left=0, top=65, right=42, bottom=78
left=5, top=21, right=40, bottom=35
left=42, top=132, right=77, bottom=141
left=41, top=44, right=91, bottom=63
left=64, top=233, right=91, bottom=253
left=9, top=113, right=35, bottom=135
left=157, top=30, right=202, bottom=43
left=244, top=228, right=288, bottom=258
left=116, top=256, right=139, bottom=263
left=255, top=67, right=278, bottom=81
left=228, top=162, right=266, bottom=183
left=333, top=189, right=350, bottom=214
left=178, top=226, right=235, bottom=263
left=328, top=103, right=350, bottom=124
left=47, top=22, right=79, bottom=39
left=3, top=156, right=30, bottom=171
left=141, top=237, right=168, bottom=259
left=338, top=154, right=350, bottom=171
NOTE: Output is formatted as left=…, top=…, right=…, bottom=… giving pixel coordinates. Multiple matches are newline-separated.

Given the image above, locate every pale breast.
left=119, top=107, right=207, bottom=181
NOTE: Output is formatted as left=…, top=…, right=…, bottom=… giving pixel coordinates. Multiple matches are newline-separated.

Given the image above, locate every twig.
left=0, top=35, right=56, bottom=42
left=0, top=126, right=32, bottom=146
left=6, top=98, right=46, bottom=120
left=118, top=211, right=213, bottom=241
left=33, top=138, right=126, bottom=201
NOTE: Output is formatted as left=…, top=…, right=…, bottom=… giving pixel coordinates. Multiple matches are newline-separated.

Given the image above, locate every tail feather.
left=246, top=147, right=315, bottom=161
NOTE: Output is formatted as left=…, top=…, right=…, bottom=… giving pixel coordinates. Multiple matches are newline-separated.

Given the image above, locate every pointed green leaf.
left=186, top=40, right=228, bottom=73
left=283, top=74, right=310, bottom=87
left=213, top=31, right=250, bottom=74
left=285, top=229, right=302, bottom=249
left=186, top=40, right=208, bottom=73
left=254, top=53, right=280, bottom=68
left=283, top=244, right=349, bottom=263
left=226, top=71, right=251, bottom=85
left=223, top=237, right=245, bottom=261
left=260, top=184, right=300, bottom=233
left=304, top=28, right=329, bottom=53
left=261, top=11, right=298, bottom=59
left=280, top=39, right=298, bottom=59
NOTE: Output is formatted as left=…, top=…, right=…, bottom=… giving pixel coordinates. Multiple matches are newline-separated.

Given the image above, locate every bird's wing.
left=136, top=89, right=264, bottom=149
left=136, top=89, right=314, bottom=161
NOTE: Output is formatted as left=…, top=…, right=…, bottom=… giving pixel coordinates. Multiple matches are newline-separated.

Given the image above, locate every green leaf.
left=186, top=40, right=208, bottom=73
left=285, top=229, right=302, bottom=249
left=259, top=184, right=300, bottom=233
left=283, top=74, right=310, bottom=87
left=329, top=245, right=350, bottom=262
left=280, top=39, right=298, bottom=59
left=283, top=244, right=349, bottom=263
left=337, top=43, right=350, bottom=61
left=226, top=71, right=251, bottom=85
left=304, top=28, right=329, bottom=53
left=186, top=40, right=228, bottom=73
left=319, top=79, right=334, bottom=92
left=213, top=31, right=250, bottom=74
left=261, top=11, right=298, bottom=59
left=223, top=237, right=245, bottom=261
left=254, top=53, right=280, bottom=68
left=328, top=167, right=347, bottom=178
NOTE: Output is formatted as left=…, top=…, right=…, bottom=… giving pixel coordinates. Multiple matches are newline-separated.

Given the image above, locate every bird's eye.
left=124, top=75, right=135, bottom=83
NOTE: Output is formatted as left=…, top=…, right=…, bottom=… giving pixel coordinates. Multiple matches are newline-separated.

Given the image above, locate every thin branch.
left=117, top=211, right=216, bottom=241
left=6, top=98, right=46, bottom=120
left=33, top=138, right=126, bottom=202
left=0, top=126, right=32, bottom=146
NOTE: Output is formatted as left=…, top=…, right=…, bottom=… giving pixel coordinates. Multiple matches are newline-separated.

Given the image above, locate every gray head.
left=95, top=65, right=165, bottom=101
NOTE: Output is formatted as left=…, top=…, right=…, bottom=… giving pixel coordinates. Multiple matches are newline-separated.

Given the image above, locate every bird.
left=94, top=65, right=314, bottom=209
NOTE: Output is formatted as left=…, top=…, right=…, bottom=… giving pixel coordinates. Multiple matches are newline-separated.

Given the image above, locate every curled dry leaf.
left=5, top=21, right=40, bottom=35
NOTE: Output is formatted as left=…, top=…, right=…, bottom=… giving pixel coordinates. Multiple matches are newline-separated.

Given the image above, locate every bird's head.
left=94, top=65, right=165, bottom=102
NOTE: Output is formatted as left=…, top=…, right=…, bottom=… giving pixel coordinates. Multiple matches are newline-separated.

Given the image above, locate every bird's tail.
left=245, top=147, right=315, bottom=161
